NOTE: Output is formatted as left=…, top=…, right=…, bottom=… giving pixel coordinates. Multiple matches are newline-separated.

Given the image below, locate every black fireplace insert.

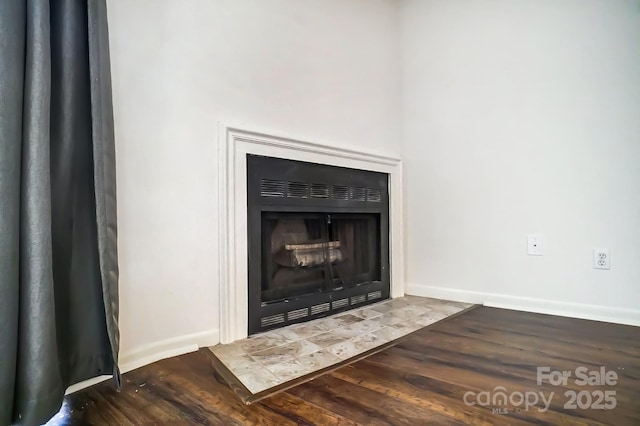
left=247, top=155, right=390, bottom=335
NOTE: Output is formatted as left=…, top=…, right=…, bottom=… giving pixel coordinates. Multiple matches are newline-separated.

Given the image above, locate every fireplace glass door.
left=262, top=212, right=380, bottom=304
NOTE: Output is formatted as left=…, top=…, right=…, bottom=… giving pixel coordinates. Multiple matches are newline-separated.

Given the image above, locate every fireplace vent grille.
left=287, top=181, right=309, bottom=198
left=331, top=185, right=349, bottom=200
left=258, top=288, right=385, bottom=331
left=350, top=294, right=366, bottom=305
left=332, top=298, right=349, bottom=310
left=287, top=308, right=309, bottom=321
left=261, top=313, right=285, bottom=327
left=367, top=188, right=382, bottom=202
left=350, top=187, right=366, bottom=201
left=368, top=291, right=382, bottom=300
left=260, top=179, right=285, bottom=197
left=310, top=183, right=329, bottom=198
left=311, top=302, right=330, bottom=315
left=260, top=178, right=382, bottom=204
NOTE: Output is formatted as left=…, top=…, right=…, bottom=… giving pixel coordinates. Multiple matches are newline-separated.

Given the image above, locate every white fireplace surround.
left=217, top=123, right=404, bottom=344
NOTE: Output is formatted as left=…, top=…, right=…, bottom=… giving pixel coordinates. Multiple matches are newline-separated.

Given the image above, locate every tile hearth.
left=208, top=296, right=473, bottom=397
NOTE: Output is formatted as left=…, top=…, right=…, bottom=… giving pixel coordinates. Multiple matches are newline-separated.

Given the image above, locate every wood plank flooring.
left=49, top=307, right=640, bottom=425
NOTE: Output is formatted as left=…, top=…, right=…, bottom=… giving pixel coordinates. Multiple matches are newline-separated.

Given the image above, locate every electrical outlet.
left=527, top=235, right=544, bottom=256
left=593, top=248, right=611, bottom=270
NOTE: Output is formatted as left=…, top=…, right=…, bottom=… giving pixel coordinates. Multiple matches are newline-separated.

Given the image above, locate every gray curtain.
left=0, top=1, right=119, bottom=424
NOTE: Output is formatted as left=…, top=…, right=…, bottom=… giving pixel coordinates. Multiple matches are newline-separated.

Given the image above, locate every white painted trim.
left=406, top=283, right=640, bottom=327
left=218, top=122, right=405, bottom=344
left=65, top=329, right=219, bottom=395
left=65, top=375, right=112, bottom=395
left=118, top=329, right=219, bottom=372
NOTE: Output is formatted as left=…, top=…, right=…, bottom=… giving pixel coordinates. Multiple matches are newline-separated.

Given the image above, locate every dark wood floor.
left=49, top=307, right=640, bottom=425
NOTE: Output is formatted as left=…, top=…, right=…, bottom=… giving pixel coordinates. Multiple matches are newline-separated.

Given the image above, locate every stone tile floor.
left=208, top=296, right=473, bottom=394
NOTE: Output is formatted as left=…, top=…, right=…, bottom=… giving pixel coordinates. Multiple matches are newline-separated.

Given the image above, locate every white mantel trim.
left=217, top=123, right=404, bottom=344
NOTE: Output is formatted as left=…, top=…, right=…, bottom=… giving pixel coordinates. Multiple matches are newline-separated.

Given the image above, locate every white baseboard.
left=65, top=328, right=219, bottom=395
left=406, top=283, right=640, bottom=327
left=65, top=375, right=114, bottom=395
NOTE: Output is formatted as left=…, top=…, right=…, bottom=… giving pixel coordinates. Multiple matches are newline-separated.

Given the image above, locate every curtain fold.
left=0, top=1, right=27, bottom=423
left=0, top=1, right=119, bottom=424
left=88, top=0, right=120, bottom=381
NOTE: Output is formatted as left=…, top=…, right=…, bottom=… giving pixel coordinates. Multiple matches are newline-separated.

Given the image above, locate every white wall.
left=103, top=0, right=640, bottom=378
left=402, top=0, right=640, bottom=324
left=105, top=0, right=401, bottom=368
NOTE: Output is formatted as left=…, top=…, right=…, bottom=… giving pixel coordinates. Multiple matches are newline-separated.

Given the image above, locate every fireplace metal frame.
left=247, top=155, right=390, bottom=334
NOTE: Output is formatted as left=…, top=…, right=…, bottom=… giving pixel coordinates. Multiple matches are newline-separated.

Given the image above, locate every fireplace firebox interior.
left=247, top=155, right=390, bottom=335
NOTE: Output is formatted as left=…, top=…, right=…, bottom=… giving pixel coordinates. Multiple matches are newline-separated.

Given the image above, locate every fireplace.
left=247, top=155, right=390, bottom=334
